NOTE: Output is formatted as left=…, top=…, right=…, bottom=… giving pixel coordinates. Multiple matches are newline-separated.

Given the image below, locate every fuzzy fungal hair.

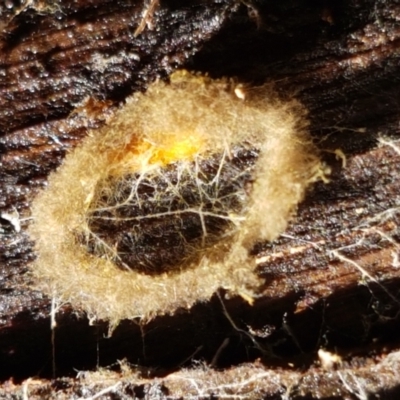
left=29, top=70, right=322, bottom=326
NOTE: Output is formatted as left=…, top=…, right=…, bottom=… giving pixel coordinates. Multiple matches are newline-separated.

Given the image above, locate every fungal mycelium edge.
left=29, top=70, right=323, bottom=326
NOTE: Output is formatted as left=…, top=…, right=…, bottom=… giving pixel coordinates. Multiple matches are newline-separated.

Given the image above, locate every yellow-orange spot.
left=107, top=133, right=204, bottom=176
left=149, top=135, right=203, bottom=165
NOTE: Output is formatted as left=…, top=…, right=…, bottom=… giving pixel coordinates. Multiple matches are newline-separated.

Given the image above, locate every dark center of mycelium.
left=82, top=146, right=259, bottom=275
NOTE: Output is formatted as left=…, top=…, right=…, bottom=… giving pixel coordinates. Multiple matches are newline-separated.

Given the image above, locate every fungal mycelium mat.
left=29, top=71, right=323, bottom=326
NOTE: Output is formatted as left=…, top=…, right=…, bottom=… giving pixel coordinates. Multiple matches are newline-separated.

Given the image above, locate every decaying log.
left=1, top=0, right=400, bottom=398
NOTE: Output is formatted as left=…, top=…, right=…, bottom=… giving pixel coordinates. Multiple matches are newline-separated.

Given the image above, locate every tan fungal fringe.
left=29, top=70, right=322, bottom=327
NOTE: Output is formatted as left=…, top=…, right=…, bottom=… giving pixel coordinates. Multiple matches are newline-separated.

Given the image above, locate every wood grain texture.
left=1, top=0, right=400, bottom=398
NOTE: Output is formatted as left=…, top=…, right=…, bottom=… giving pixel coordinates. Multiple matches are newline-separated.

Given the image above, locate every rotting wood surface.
left=1, top=0, right=400, bottom=398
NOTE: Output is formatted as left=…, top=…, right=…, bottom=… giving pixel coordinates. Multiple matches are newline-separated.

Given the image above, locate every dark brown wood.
left=1, top=0, right=400, bottom=398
